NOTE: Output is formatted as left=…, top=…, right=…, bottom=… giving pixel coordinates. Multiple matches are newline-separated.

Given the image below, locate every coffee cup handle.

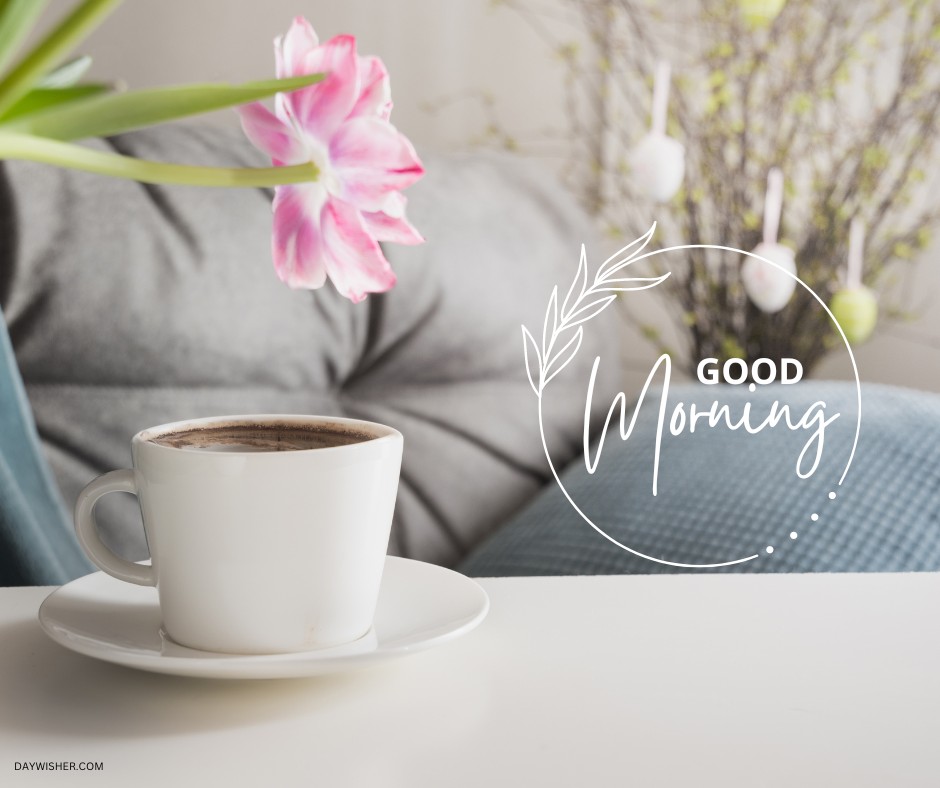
left=74, top=469, right=155, bottom=586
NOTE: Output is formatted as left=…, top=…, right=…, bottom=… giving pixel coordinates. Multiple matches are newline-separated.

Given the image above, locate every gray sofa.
left=0, top=125, right=621, bottom=573
left=3, top=125, right=939, bottom=581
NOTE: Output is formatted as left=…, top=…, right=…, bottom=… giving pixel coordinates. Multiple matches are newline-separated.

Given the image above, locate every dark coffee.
left=147, top=423, right=375, bottom=453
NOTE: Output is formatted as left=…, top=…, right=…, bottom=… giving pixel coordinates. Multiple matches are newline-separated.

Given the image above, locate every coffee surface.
left=148, top=424, right=374, bottom=452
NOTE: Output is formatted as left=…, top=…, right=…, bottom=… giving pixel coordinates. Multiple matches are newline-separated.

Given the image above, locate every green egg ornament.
left=739, top=0, right=786, bottom=27
left=830, top=287, right=878, bottom=344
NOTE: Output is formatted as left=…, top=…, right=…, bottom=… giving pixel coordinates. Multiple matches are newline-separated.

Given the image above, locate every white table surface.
left=1, top=572, right=938, bottom=787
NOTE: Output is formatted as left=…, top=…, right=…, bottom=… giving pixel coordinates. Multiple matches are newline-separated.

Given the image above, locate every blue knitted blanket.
left=0, top=312, right=89, bottom=585
left=460, top=381, right=940, bottom=576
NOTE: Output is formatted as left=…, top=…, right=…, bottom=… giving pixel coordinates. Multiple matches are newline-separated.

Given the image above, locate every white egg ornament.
left=742, top=168, right=796, bottom=313
left=630, top=135, right=685, bottom=204
left=744, top=242, right=796, bottom=313
left=630, top=60, right=685, bottom=203
left=830, top=218, right=878, bottom=344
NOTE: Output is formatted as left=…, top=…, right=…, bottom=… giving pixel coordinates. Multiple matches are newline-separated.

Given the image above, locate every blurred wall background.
left=41, top=0, right=940, bottom=392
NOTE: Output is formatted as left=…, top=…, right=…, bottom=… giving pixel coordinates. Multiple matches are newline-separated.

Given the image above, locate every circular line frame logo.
left=521, top=223, right=861, bottom=569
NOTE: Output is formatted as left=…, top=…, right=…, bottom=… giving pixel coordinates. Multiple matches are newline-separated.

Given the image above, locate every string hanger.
left=763, top=167, right=784, bottom=247
left=847, top=217, right=865, bottom=289
left=651, top=60, right=671, bottom=136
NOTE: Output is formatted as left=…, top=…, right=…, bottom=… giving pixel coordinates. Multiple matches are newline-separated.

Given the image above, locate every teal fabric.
left=0, top=310, right=90, bottom=585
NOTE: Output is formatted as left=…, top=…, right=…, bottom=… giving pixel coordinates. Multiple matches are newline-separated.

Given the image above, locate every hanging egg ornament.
left=629, top=135, right=685, bottom=204
left=830, top=218, right=878, bottom=344
left=830, top=289, right=878, bottom=344
left=630, top=60, right=685, bottom=203
left=738, top=0, right=786, bottom=28
left=743, top=242, right=797, bottom=313
left=742, top=168, right=796, bottom=313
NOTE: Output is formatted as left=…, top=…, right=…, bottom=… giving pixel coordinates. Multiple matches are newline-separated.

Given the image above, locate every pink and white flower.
left=239, top=17, right=424, bottom=302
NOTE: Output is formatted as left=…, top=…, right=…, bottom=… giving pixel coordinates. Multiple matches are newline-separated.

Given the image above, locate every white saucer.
left=39, top=557, right=488, bottom=679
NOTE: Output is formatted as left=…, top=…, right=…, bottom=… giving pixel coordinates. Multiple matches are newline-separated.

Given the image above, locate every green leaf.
left=0, top=73, right=325, bottom=140
left=0, top=0, right=122, bottom=118
left=0, top=83, right=111, bottom=122
left=0, top=130, right=319, bottom=187
left=38, top=54, right=92, bottom=88
left=0, top=0, right=49, bottom=76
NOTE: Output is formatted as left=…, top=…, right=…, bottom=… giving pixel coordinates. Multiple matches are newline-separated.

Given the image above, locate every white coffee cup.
left=74, top=414, right=403, bottom=654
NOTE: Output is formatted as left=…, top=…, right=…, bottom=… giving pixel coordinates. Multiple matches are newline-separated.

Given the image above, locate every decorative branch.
left=485, top=0, right=940, bottom=374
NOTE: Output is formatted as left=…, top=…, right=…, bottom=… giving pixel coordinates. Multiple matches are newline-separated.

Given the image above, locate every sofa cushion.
left=0, top=125, right=621, bottom=568
left=459, top=382, right=940, bottom=575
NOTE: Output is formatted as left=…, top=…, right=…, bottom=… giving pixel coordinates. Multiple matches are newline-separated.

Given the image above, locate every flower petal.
left=272, top=185, right=328, bottom=290
left=351, top=56, right=392, bottom=120
left=381, top=190, right=407, bottom=218
left=283, top=34, right=360, bottom=141
left=330, top=117, right=424, bottom=211
left=362, top=203, right=424, bottom=245
left=321, top=197, right=396, bottom=303
left=237, top=102, right=305, bottom=165
left=276, top=16, right=319, bottom=79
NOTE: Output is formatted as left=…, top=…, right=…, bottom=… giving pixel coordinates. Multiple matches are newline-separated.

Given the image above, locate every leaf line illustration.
left=522, top=222, right=670, bottom=396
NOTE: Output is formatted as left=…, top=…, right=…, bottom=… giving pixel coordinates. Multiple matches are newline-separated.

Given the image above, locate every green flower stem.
left=0, top=0, right=123, bottom=118
left=0, top=1, right=50, bottom=76
left=0, top=131, right=319, bottom=187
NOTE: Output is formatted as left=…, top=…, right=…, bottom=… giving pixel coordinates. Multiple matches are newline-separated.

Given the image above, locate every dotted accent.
left=767, top=491, right=839, bottom=559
